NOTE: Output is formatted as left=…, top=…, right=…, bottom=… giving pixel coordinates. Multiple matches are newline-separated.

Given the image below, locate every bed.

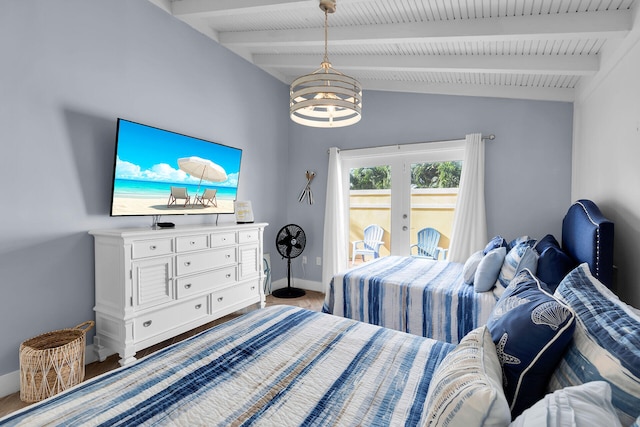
left=323, top=199, right=614, bottom=343
left=2, top=306, right=454, bottom=426
left=2, top=264, right=638, bottom=426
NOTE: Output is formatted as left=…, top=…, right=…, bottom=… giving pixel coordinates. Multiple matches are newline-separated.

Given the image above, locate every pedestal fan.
left=272, top=224, right=306, bottom=298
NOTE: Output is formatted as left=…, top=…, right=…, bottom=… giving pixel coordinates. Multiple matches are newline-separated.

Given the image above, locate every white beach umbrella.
left=178, top=156, right=227, bottom=194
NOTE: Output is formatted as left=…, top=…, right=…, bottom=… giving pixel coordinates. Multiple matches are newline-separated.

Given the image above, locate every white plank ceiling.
left=148, top=0, right=636, bottom=102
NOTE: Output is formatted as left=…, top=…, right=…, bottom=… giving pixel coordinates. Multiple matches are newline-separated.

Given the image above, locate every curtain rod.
left=328, top=134, right=495, bottom=154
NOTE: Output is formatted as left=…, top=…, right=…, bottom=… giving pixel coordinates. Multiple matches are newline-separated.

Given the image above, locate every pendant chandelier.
left=289, top=0, right=362, bottom=128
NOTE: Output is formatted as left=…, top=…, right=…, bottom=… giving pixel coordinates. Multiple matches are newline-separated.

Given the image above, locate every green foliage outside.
left=350, top=166, right=391, bottom=190
left=349, top=161, right=462, bottom=190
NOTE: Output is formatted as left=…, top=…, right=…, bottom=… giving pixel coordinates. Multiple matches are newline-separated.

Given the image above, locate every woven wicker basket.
left=19, top=320, right=94, bottom=403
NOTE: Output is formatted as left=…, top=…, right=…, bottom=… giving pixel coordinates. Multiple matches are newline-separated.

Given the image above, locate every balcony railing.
left=349, top=188, right=458, bottom=260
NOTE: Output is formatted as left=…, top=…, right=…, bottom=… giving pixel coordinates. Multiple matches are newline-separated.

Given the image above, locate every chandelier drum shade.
left=289, top=0, right=362, bottom=128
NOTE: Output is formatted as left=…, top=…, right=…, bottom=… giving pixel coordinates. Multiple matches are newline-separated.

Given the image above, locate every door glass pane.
left=409, top=161, right=462, bottom=260
left=348, top=165, right=391, bottom=266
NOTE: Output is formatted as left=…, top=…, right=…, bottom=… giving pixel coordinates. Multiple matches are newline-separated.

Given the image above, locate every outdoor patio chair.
left=410, top=227, right=447, bottom=260
left=167, top=186, right=190, bottom=207
left=197, top=189, right=218, bottom=207
left=351, top=224, right=385, bottom=263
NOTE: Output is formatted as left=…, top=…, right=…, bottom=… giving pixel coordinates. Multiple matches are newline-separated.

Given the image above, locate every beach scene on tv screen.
left=111, top=120, right=241, bottom=216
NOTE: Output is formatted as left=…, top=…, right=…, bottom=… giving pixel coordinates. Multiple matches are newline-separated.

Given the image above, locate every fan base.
left=272, top=287, right=306, bottom=299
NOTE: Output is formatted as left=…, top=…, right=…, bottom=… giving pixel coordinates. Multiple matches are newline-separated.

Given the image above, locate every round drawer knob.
left=226, top=274, right=231, bottom=278
left=150, top=245, right=156, bottom=250
left=195, top=304, right=202, bottom=309
left=184, top=284, right=192, bottom=289
left=217, top=297, right=224, bottom=302
left=143, top=320, right=152, bottom=327
left=184, top=261, right=191, bottom=267
left=190, top=241, right=195, bottom=245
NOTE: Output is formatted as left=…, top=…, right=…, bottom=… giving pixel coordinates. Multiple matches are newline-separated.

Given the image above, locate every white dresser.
left=89, top=223, right=267, bottom=365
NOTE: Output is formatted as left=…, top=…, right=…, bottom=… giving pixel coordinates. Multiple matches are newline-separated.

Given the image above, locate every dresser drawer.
left=176, top=247, right=236, bottom=276
left=175, top=266, right=237, bottom=298
left=176, top=234, right=209, bottom=252
left=132, top=238, right=173, bottom=259
left=210, top=281, right=261, bottom=313
left=135, top=296, right=208, bottom=342
left=238, top=229, right=259, bottom=244
left=210, top=232, right=236, bottom=248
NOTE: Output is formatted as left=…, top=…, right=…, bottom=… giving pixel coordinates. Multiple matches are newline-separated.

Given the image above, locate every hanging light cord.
left=323, top=8, right=329, bottom=65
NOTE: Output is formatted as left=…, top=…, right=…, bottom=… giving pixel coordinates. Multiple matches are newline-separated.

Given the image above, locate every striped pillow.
left=424, top=326, right=511, bottom=427
left=510, top=381, right=621, bottom=427
left=494, top=242, right=538, bottom=298
left=549, top=264, right=640, bottom=426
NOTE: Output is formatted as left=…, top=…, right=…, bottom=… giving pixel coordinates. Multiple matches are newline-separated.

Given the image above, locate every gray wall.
left=0, top=0, right=289, bottom=375
left=0, top=0, right=573, bottom=378
left=286, top=91, right=574, bottom=284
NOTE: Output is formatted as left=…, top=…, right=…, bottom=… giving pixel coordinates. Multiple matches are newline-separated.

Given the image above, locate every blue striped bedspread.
left=1, top=306, right=454, bottom=427
left=323, top=256, right=498, bottom=344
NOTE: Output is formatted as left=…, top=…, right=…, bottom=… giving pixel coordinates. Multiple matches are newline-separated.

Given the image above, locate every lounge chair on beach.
left=197, top=189, right=218, bottom=207
left=167, top=186, right=190, bottom=207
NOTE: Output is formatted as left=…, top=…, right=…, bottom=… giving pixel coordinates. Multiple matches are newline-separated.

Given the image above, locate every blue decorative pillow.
left=548, top=264, right=640, bottom=426
left=507, top=235, right=536, bottom=251
left=463, top=250, right=484, bottom=285
left=483, top=235, right=507, bottom=255
left=533, top=234, right=560, bottom=254
left=535, top=239, right=577, bottom=293
left=494, top=242, right=538, bottom=297
left=487, top=269, right=575, bottom=418
left=474, top=247, right=506, bottom=292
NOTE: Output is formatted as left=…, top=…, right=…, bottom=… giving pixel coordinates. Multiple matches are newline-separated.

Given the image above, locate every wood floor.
left=0, top=291, right=325, bottom=419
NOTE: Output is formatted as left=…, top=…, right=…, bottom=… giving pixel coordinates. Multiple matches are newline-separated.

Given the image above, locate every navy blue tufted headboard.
left=562, top=199, right=614, bottom=288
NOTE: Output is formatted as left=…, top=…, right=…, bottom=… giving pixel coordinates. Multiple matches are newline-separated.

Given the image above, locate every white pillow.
left=463, top=250, right=484, bottom=285
left=509, top=381, right=622, bottom=427
left=424, top=326, right=511, bottom=427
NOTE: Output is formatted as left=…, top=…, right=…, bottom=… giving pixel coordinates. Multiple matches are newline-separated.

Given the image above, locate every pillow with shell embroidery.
left=486, top=269, right=576, bottom=419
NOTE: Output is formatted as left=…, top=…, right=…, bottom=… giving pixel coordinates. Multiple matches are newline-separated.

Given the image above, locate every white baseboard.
left=0, top=370, right=20, bottom=399
left=270, top=277, right=324, bottom=294
left=0, top=344, right=98, bottom=398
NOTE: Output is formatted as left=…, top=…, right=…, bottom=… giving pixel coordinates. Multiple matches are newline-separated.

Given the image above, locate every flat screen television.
left=110, top=118, right=242, bottom=217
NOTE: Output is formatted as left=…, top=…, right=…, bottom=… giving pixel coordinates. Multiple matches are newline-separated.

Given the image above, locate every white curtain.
left=322, top=147, right=347, bottom=291
left=447, top=133, right=487, bottom=263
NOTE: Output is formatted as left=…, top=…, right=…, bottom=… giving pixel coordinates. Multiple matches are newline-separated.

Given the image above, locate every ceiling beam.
left=254, top=53, right=599, bottom=76
left=256, top=64, right=575, bottom=102
left=171, top=0, right=311, bottom=18
left=361, top=79, right=575, bottom=103
left=219, top=9, right=631, bottom=47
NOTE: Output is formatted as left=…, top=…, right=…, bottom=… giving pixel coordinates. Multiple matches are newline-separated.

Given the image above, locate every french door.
left=341, top=141, right=464, bottom=263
